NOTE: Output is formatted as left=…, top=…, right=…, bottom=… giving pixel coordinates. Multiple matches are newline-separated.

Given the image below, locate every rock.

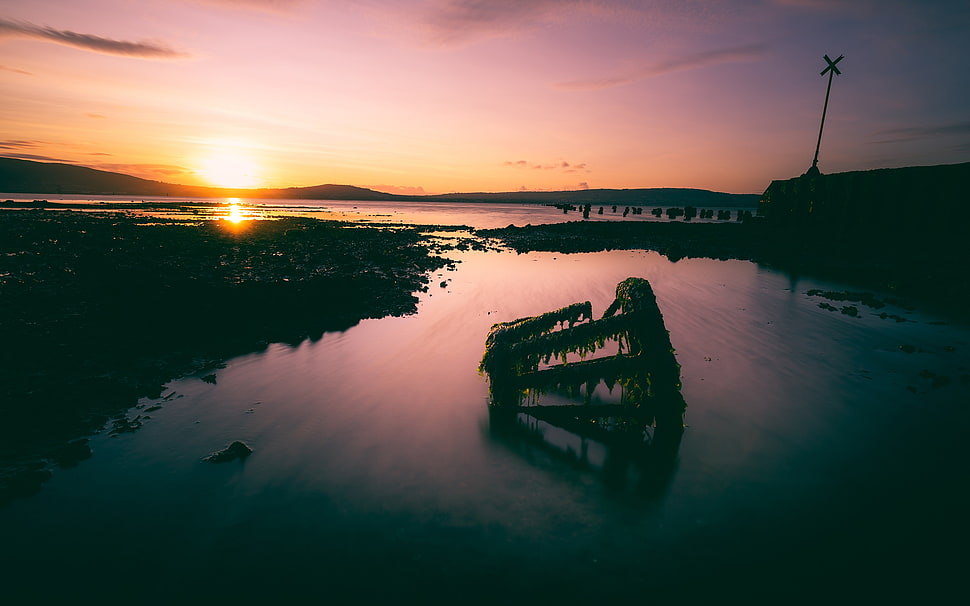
left=108, top=415, right=144, bottom=436
left=918, top=369, right=952, bottom=389
left=2, top=466, right=52, bottom=500
left=203, top=440, right=253, bottom=463
left=52, top=439, right=92, bottom=468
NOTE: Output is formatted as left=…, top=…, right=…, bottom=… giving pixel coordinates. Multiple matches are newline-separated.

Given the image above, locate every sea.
left=0, top=193, right=752, bottom=228
left=1, top=196, right=967, bottom=603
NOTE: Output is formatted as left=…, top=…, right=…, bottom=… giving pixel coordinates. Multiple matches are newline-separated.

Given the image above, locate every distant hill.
left=0, top=157, right=178, bottom=196
left=269, top=183, right=398, bottom=201
left=0, top=157, right=760, bottom=206
left=424, top=188, right=761, bottom=206
left=0, top=158, right=397, bottom=200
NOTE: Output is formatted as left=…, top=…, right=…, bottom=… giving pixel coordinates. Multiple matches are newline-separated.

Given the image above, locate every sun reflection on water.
left=228, top=203, right=245, bottom=223
left=221, top=198, right=249, bottom=227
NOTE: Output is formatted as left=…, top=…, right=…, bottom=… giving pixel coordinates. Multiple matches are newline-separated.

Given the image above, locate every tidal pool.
left=3, top=247, right=967, bottom=603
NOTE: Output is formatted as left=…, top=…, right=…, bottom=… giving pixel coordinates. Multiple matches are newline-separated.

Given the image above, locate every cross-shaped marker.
left=821, top=54, right=844, bottom=76
left=812, top=53, right=845, bottom=171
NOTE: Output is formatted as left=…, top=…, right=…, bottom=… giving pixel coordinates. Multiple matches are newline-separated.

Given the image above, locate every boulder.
left=203, top=440, right=253, bottom=463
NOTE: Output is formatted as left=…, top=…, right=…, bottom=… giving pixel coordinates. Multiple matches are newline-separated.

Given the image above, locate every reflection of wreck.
left=480, top=278, right=686, bottom=493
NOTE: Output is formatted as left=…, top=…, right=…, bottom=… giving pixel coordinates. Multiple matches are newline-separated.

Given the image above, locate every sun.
left=198, top=148, right=261, bottom=189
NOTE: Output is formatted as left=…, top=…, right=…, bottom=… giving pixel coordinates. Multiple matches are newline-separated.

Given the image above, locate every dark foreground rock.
left=0, top=211, right=450, bottom=502
left=203, top=440, right=253, bottom=463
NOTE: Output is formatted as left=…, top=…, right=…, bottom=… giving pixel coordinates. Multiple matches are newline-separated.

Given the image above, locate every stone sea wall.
left=758, top=162, right=970, bottom=241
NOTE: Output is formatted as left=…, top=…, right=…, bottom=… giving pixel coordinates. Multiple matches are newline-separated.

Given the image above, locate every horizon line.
left=0, top=156, right=766, bottom=196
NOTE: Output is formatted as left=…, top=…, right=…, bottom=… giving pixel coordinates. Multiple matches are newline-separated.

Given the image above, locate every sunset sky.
left=2, top=0, right=968, bottom=195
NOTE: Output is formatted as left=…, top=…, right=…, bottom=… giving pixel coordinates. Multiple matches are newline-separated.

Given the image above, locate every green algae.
left=480, top=277, right=686, bottom=432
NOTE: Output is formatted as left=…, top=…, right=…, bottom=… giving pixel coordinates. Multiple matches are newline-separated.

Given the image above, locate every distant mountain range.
left=0, top=157, right=761, bottom=207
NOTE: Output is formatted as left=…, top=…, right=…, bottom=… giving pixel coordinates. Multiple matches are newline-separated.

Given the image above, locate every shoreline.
left=3, top=208, right=966, bottom=503
left=0, top=210, right=461, bottom=502
left=477, top=220, right=970, bottom=322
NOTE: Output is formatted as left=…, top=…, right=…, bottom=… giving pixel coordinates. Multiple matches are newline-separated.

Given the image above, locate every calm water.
left=0, top=193, right=750, bottom=228
left=3, top=227, right=968, bottom=601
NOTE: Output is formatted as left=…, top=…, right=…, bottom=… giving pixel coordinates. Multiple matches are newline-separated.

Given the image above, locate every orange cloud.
left=504, top=159, right=590, bottom=173
left=0, top=64, right=32, bottom=75
left=90, top=162, right=192, bottom=179
left=0, top=139, right=45, bottom=150
left=367, top=184, right=428, bottom=195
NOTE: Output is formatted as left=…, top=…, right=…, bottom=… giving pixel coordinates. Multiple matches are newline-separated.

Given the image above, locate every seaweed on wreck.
left=481, top=277, right=687, bottom=495
left=480, top=277, right=686, bottom=433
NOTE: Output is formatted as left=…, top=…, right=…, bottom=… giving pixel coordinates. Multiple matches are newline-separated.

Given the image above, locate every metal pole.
left=812, top=67, right=834, bottom=170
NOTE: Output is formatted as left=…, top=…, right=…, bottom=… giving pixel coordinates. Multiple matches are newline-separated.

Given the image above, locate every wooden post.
left=811, top=54, right=843, bottom=172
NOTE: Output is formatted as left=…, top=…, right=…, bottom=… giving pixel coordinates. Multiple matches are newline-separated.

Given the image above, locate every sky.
left=1, top=0, right=968, bottom=195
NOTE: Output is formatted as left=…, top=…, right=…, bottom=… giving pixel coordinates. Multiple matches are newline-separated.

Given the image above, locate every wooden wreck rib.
left=480, top=277, right=686, bottom=434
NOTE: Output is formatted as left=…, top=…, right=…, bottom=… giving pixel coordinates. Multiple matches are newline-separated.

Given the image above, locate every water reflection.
left=3, top=246, right=968, bottom=602
left=2, top=194, right=757, bottom=229
left=220, top=198, right=260, bottom=227
left=226, top=201, right=245, bottom=223
left=488, top=395, right=683, bottom=497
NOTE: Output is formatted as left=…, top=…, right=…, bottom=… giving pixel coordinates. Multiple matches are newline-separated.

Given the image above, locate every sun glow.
left=198, top=147, right=261, bottom=189
left=227, top=200, right=245, bottom=223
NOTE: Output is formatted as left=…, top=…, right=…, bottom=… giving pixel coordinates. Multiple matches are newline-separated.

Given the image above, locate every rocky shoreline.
left=477, top=219, right=970, bottom=320
left=0, top=210, right=456, bottom=503
left=3, top=207, right=966, bottom=503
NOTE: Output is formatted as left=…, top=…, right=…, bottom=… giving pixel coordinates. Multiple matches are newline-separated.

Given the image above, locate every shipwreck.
left=480, top=277, right=686, bottom=450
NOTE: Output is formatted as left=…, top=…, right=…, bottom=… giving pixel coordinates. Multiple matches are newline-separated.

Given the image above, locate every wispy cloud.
left=189, top=0, right=308, bottom=13
left=770, top=0, right=850, bottom=8
left=1, top=152, right=69, bottom=163
left=0, top=18, right=190, bottom=59
left=871, top=121, right=970, bottom=144
left=0, top=64, right=32, bottom=75
left=422, top=0, right=558, bottom=45
left=409, top=1, right=750, bottom=48
left=417, top=0, right=634, bottom=46
left=557, top=43, right=768, bottom=90
left=368, top=184, right=428, bottom=195
left=504, top=159, right=590, bottom=173
left=91, top=162, right=192, bottom=178
left=0, top=152, right=191, bottom=178
left=770, top=0, right=920, bottom=11
left=0, top=139, right=45, bottom=150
